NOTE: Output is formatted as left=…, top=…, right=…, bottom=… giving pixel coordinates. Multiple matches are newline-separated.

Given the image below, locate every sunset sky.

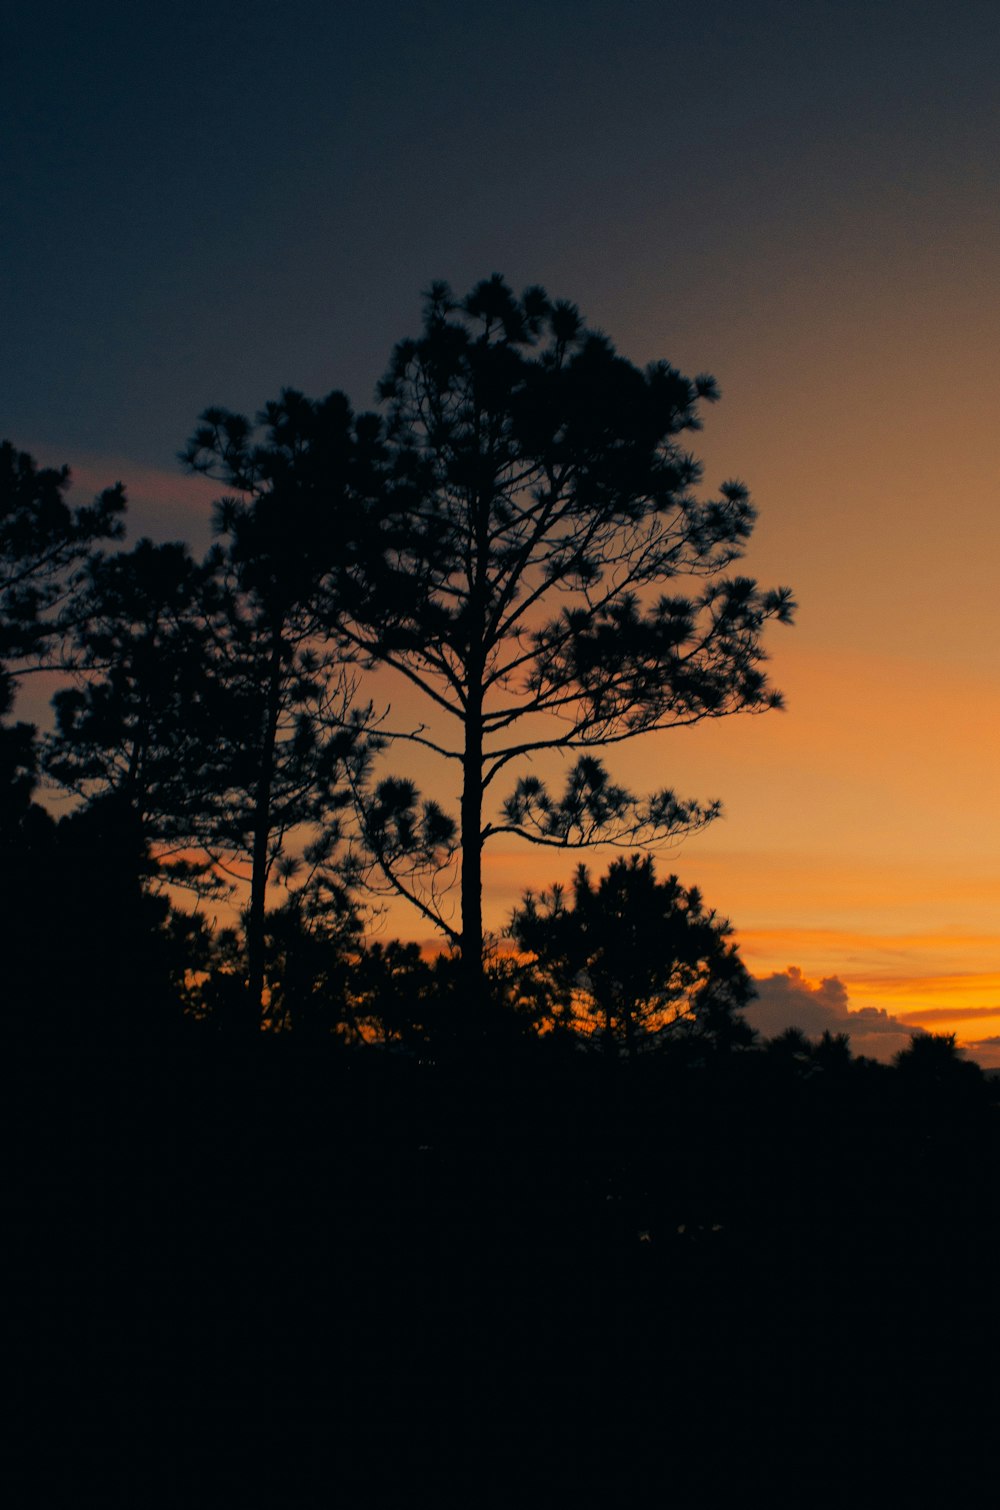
left=4, top=0, right=998, bottom=1059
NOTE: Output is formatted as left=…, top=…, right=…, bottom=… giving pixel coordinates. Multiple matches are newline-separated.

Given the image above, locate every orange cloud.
left=24, top=446, right=221, bottom=551
left=904, top=1005, right=1000, bottom=1024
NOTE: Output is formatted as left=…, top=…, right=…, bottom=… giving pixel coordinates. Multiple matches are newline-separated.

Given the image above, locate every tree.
left=0, top=664, right=56, bottom=1020
left=1, top=775, right=188, bottom=1039
left=510, top=853, right=754, bottom=1052
left=43, top=538, right=226, bottom=895
left=0, top=441, right=125, bottom=673
left=0, top=445, right=174, bottom=1033
left=1, top=443, right=126, bottom=860
left=346, top=939, right=440, bottom=1049
left=893, top=1032, right=983, bottom=1094
left=182, top=390, right=380, bottom=1020
left=0, top=670, right=38, bottom=839
left=340, top=276, right=793, bottom=996
left=811, top=1029, right=853, bottom=1073
left=259, top=892, right=362, bottom=1036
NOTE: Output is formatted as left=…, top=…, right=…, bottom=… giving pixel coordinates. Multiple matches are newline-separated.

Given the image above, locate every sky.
left=4, top=0, right=999, bottom=1060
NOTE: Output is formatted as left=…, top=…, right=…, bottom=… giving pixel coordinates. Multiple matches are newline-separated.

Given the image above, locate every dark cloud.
left=964, top=1036, right=1000, bottom=1072
left=745, top=967, right=916, bottom=1063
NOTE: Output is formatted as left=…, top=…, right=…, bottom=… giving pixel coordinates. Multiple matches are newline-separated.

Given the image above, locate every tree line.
left=6, top=274, right=803, bottom=1047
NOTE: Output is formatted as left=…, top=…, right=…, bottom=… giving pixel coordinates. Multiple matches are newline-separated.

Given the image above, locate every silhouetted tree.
left=0, top=670, right=55, bottom=1018
left=811, top=1029, right=852, bottom=1073
left=3, top=786, right=187, bottom=1036
left=260, top=892, right=361, bottom=1035
left=0, top=671, right=37, bottom=837
left=510, top=853, right=754, bottom=1053
left=893, top=1031, right=985, bottom=1106
left=348, top=939, right=440, bottom=1048
left=764, top=1026, right=813, bottom=1070
left=0, top=441, right=125, bottom=674
left=0, top=446, right=170, bottom=1030
left=182, top=390, right=424, bottom=1022
left=1, top=443, right=127, bottom=894
left=340, top=277, right=793, bottom=997
left=894, top=1031, right=960, bottom=1075
left=43, top=538, right=226, bottom=895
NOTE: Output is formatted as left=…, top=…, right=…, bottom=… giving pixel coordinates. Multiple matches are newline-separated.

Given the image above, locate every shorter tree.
left=1, top=441, right=125, bottom=673
left=510, top=853, right=754, bottom=1053
left=0, top=671, right=38, bottom=838
left=1, top=442, right=127, bottom=879
left=894, top=1032, right=984, bottom=1098
left=347, top=940, right=441, bottom=1049
left=182, top=390, right=383, bottom=1017
left=259, top=892, right=362, bottom=1035
left=2, top=790, right=188, bottom=1037
left=43, top=538, right=226, bottom=896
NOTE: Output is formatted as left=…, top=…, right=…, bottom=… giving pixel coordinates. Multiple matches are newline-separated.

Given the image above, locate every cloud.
left=19, top=448, right=220, bottom=552
left=902, top=1004, right=1000, bottom=1024
left=963, top=1036, right=1000, bottom=1073
left=745, top=966, right=917, bottom=1063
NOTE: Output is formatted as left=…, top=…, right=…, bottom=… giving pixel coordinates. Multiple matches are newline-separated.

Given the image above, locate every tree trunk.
left=247, top=635, right=283, bottom=1025
left=459, top=680, right=485, bottom=1010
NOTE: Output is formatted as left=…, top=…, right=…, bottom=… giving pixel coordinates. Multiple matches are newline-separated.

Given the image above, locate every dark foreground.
left=8, top=1034, right=1000, bottom=1503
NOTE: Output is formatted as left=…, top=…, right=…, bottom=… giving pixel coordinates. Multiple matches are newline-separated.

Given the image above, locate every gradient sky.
left=4, top=0, right=999, bottom=1058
